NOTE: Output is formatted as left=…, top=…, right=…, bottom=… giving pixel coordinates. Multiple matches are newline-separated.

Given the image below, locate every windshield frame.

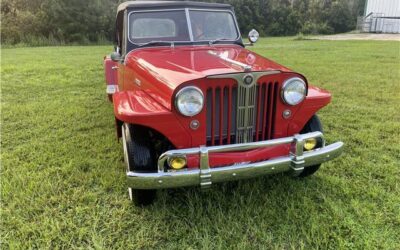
left=127, top=8, right=241, bottom=46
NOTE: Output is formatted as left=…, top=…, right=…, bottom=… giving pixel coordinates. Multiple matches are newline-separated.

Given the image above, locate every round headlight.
left=281, top=77, right=306, bottom=105
left=175, top=86, right=204, bottom=117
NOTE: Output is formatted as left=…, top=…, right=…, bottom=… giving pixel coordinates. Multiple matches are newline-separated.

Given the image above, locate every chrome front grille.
left=236, top=81, right=257, bottom=143
left=206, top=74, right=279, bottom=146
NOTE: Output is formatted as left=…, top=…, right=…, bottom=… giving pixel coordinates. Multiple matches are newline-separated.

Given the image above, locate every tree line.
left=1, top=0, right=366, bottom=46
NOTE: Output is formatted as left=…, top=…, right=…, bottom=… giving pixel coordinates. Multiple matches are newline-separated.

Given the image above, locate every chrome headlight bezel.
left=281, top=77, right=307, bottom=106
left=248, top=29, right=260, bottom=43
left=175, top=86, right=204, bottom=117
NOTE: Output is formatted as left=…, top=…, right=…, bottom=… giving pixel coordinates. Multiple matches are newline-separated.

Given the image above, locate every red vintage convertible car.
left=104, top=1, right=343, bottom=205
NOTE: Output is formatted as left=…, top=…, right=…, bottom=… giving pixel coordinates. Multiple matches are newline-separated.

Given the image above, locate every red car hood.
left=124, top=44, right=294, bottom=110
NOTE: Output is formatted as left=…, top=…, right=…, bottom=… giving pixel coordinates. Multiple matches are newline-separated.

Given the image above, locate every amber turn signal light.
left=168, top=156, right=187, bottom=170
left=304, top=138, right=317, bottom=151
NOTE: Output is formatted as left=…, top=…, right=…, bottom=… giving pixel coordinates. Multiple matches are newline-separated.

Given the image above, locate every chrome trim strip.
left=126, top=132, right=344, bottom=189
left=123, top=10, right=128, bottom=55
left=208, top=50, right=251, bottom=72
left=207, top=71, right=281, bottom=80
left=185, top=8, right=194, bottom=42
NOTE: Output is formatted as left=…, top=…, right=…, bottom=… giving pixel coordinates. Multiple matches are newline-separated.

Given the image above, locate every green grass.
left=1, top=37, right=400, bottom=249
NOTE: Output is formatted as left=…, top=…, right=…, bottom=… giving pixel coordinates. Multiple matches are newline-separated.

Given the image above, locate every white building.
left=361, top=0, right=400, bottom=33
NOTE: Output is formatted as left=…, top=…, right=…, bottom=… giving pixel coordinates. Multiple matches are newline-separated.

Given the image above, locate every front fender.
left=113, top=90, right=191, bottom=148
left=288, top=86, right=332, bottom=134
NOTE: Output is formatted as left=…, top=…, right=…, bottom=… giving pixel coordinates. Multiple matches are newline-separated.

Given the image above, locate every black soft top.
left=117, top=1, right=233, bottom=14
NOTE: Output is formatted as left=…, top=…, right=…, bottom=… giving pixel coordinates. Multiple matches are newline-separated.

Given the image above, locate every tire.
left=122, top=123, right=157, bottom=206
left=297, top=115, right=324, bottom=178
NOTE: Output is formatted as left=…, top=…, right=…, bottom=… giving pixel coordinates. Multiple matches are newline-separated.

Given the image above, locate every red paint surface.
left=104, top=56, right=118, bottom=85
left=110, top=44, right=332, bottom=169
left=123, top=44, right=292, bottom=110
left=113, top=91, right=192, bottom=148
left=104, top=56, right=119, bottom=101
left=187, top=145, right=290, bottom=168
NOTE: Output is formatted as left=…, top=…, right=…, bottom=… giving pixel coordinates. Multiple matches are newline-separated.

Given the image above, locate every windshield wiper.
left=208, top=38, right=233, bottom=45
left=136, top=39, right=236, bottom=48
left=137, top=41, right=175, bottom=48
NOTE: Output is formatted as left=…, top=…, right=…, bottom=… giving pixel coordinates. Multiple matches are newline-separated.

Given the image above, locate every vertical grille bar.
left=219, top=87, right=224, bottom=145
left=266, top=82, right=274, bottom=140
left=237, top=85, right=244, bottom=143
left=247, top=84, right=256, bottom=143
left=211, top=88, right=216, bottom=146
left=261, top=83, right=269, bottom=139
left=227, top=86, right=232, bottom=144
left=271, top=82, right=278, bottom=139
left=255, top=85, right=262, bottom=141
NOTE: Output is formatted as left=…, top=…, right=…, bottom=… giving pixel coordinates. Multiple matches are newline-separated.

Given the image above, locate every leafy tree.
left=1, top=0, right=365, bottom=45
left=327, top=0, right=354, bottom=33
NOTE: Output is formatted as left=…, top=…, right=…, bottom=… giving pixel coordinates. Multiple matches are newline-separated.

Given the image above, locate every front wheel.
left=297, top=115, right=324, bottom=178
left=122, top=123, right=157, bottom=206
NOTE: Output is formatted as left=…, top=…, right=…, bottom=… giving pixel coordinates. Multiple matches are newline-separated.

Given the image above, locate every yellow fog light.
left=168, top=156, right=187, bottom=170
left=304, top=138, right=317, bottom=151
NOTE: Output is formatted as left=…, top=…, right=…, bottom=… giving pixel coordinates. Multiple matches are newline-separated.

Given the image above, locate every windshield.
left=190, top=10, right=238, bottom=41
left=128, top=9, right=239, bottom=44
left=129, top=10, right=190, bottom=43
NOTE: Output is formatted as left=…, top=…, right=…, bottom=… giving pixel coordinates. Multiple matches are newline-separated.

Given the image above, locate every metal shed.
left=359, top=0, right=400, bottom=33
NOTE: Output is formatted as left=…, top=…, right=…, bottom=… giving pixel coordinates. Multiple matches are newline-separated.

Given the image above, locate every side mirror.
left=248, top=29, right=260, bottom=44
left=110, top=52, right=122, bottom=62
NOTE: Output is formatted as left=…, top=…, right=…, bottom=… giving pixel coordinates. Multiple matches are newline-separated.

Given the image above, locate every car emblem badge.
left=243, top=74, right=254, bottom=86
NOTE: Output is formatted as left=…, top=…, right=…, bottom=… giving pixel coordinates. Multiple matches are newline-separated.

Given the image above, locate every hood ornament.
left=208, top=50, right=252, bottom=72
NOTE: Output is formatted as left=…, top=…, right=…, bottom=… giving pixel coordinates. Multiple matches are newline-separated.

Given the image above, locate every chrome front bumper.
left=126, top=132, right=344, bottom=189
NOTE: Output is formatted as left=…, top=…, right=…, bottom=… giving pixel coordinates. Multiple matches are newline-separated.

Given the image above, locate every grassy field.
left=1, top=38, right=399, bottom=249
